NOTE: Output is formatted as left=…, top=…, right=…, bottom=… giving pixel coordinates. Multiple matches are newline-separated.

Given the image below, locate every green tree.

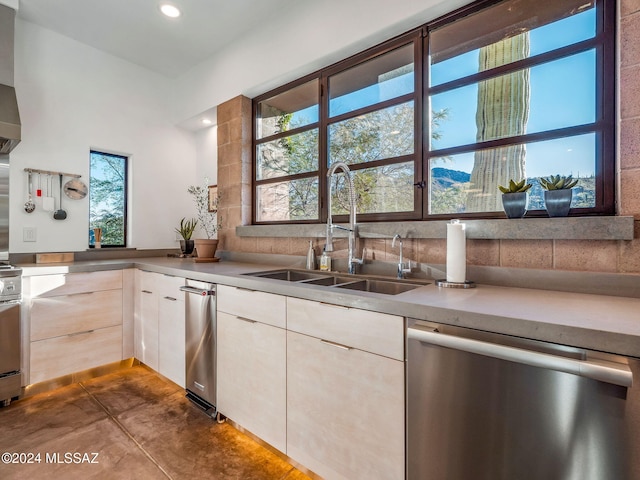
left=90, top=152, right=126, bottom=246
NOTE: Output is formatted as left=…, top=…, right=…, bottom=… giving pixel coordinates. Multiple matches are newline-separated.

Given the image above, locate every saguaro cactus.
left=466, top=33, right=531, bottom=212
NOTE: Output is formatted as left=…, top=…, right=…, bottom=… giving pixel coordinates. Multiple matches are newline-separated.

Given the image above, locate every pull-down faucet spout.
left=326, top=162, right=363, bottom=274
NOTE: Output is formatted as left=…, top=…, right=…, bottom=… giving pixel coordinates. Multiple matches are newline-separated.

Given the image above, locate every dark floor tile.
left=81, top=366, right=181, bottom=416
left=117, top=391, right=297, bottom=480
left=0, top=384, right=107, bottom=452
left=0, top=417, right=167, bottom=480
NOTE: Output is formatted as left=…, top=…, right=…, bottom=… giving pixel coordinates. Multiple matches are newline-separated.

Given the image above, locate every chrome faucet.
left=326, top=162, right=364, bottom=274
left=392, top=234, right=412, bottom=279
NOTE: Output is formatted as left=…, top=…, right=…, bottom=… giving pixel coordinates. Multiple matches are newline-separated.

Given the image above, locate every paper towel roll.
left=446, top=220, right=466, bottom=283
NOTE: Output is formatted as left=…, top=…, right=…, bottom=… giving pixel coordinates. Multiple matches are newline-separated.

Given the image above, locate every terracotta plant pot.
left=544, top=189, right=572, bottom=217
left=194, top=239, right=218, bottom=259
left=501, top=192, right=527, bottom=219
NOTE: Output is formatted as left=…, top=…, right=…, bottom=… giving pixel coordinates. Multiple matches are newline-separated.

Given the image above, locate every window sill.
left=237, top=216, right=635, bottom=241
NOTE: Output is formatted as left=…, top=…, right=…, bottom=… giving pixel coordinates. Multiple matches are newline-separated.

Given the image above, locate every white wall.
left=10, top=20, right=198, bottom=252
left=172, top=0, right=470, bottom=125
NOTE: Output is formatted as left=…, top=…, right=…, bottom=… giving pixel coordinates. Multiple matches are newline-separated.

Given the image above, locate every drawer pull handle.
left=68, top=329, right=95, bottom=337
left=236, top=316, right=257, bottom=324
left=320, top=339, right=352, bottom=351
left=319, top=302, right=350, bottom=310
left=67, top=291, right=94, bottom=296
left=235, top=287, right=256, bottom=293
left=141, top=290, right=153, bottom=294
left=163, top=296, right=177, bottom=301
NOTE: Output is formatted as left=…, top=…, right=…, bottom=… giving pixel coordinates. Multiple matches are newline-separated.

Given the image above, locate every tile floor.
left=0, top=366, right=312, bottom=480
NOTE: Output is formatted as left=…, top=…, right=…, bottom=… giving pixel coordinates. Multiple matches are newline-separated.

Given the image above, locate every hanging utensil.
left=42, top=174, right=55, bottom=212
left=53, top=174, right=67, bottom=220
left=64, top=178, right=88, bottom=199
left=24, top=171, right=35, bottom=213
left=36, top=173, right=42, bottom=197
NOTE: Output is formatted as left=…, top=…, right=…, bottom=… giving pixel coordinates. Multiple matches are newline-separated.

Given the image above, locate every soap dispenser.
left=320, top=246, right=332, bottom=272
left=306, top=240, right=316, bottom=270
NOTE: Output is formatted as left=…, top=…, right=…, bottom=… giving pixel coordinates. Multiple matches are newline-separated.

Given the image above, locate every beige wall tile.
left=218, top=142, right=243, bottom=168
left=467, top=240, right=500, bottom=266
left=500, top=240, right=553, bottom=269
left=621, top=0, right=640, bottom=17
left=620, top=65, right=640, bottom=119
left=363, top=238, right=388, bottom=261
left=620, top=118, right=640, bottom=169
left=417, top=239, right=446, bottom=265
left=621, top=14, right=640, bottom=67
left=618, top=221, right=640, bottom=272
left=217, top=96, right=247, bottom=124
left=619, top=168, right=640, bottom=217
left=217, top=122, right=230, bottom=147
left=554, top=240, right=618, bottom=272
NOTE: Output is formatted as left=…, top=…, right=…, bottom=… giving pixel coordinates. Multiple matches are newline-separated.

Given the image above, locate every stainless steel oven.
left=0, top=266, right=22, bottom=406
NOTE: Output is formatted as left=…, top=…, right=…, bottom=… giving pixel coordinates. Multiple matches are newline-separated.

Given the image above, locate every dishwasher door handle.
left=408, top=327, right=633, bottom=388
left=180, top=286, right=215, bottom=296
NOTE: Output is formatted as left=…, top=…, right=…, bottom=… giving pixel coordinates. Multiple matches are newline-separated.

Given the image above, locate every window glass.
left=429, top=134, right=596, bottom=214
left=89, top=151, right=127, bottom=247
left=430, top=50, right=596, bottom=150
left=256, top=177, right=318, bottom=222
left=329, top=101, right=414, bottom=165
left=329, top=44, right=414, bottom=117
left=430, top=1, right=595, bottom=86
left=256, top=79, right=318, bottom=138
left=256, top=129, right=318, bottom=180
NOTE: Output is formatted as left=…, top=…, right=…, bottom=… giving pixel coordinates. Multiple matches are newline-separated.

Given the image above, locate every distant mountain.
left=431, top=167, right=470, bottom=190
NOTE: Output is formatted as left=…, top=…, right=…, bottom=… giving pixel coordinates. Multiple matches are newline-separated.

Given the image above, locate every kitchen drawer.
left=30, top=270, right=123, bottom=298
left=286, top=297, right=404, bottom=360
left=30, top=325, right=123, bottom=384
left=31, top=289, right=123, bottom=341
left=217, top=285, right=286, bottom=328
left=156, top=274, right=185, bottom=299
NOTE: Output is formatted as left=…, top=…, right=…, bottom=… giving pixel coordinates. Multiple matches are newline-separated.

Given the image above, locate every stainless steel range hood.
left=0, top=84, right=20, bottom=154
left=0, top=3, right=20, bottom=155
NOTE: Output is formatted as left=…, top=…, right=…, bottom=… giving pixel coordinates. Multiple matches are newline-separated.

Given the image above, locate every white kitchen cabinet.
left=157, top=275, right=186, bottom=387
left=286, top=298, right=405, bottom=480
left=134, top=270, right=185, bottom=386
left=29, top=270, right=124, bottom=384
left=216, top=285, right=287, bottom=453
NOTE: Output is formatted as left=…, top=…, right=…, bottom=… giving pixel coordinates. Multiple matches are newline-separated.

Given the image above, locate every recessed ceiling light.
left=160, top=4, right=181, bottom=18
left=202, top=118, right=212, bottom=125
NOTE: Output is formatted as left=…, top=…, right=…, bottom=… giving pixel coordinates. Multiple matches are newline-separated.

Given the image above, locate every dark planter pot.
left=544, top=189, right=573, bottom=217
left=179, top=239, right=195, bottom=255
left=501, top=192, right=527, bottom=219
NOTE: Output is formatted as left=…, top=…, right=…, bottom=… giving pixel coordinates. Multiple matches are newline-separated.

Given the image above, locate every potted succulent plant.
left=498, top=179, right=531, bottom=218
left=175, top=217, right=197, bottom=255
left=188, top=179, right=219, bottom=259
left=539, top=175, right=578, bottom=217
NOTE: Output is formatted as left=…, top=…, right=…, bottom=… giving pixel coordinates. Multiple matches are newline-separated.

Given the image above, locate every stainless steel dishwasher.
left=181, top=279, right=217, bottom=417
left=407, top=319, right=640, bottom=480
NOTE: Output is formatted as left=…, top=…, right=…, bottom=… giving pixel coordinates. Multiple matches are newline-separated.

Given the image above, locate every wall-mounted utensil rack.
left=23, top=168, right=82, bottom=178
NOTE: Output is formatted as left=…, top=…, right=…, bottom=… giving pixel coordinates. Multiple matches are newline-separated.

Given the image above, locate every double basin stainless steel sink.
left=243, top=269, right=429, bottom=295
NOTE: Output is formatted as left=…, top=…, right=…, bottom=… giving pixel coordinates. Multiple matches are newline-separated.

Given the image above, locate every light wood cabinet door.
left=158, top=295, right=185, bottom=387
left=217, top=285, right=286, bottom=328
left=136, top=277, right=159, bottom=371
left=31, top=289, right=123, bottom=341
left=287, top=330, right=405, bottom=480
left=30, top=325, right=123, bottom=384
left=217, top=311, right=287, bottom=453
left=30, top=270, right=122, bottom=298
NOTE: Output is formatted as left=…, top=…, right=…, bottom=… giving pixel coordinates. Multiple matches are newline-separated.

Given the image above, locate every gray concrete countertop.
left=19, top=257, right=640, bottom=359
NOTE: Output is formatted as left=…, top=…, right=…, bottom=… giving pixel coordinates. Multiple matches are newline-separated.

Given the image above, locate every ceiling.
left=16, top=0, right=299, bottom=78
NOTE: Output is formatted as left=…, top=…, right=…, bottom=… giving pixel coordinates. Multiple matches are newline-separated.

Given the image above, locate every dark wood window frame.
left=252, top=0, right=616, bottom=225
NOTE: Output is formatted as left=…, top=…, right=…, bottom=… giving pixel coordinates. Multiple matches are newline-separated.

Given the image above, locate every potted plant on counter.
left=539, top=174, right=578, bottom=217
left=498, top=179, right=531, bottom=218
left=188, top=179, right=219, bottom=260
left=175, top=217, right=197, bottom=256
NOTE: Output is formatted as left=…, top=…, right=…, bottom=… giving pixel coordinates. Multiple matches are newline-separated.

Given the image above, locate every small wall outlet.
left=23, top=227, right=37, bottom=242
